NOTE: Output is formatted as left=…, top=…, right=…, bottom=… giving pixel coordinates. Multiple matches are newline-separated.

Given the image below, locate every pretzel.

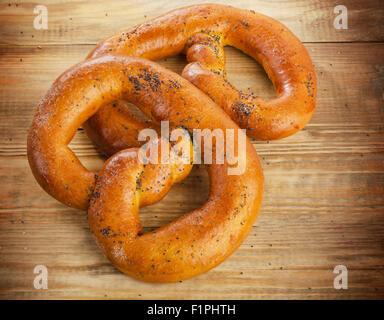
left=84, top=3, right=317, bottom=156
left=27, top=56, right=264, bottom=282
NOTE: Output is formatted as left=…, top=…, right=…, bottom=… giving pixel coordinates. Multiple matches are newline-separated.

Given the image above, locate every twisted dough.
left=27, top=56, right=264, bottom=281
left=84, top=3, right=317, bottom=156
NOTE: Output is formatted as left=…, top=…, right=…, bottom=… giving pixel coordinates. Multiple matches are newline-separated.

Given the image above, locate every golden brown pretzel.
left=27, top=56, right=264, bottom=282
left=84, top=3, right=317, bottom=156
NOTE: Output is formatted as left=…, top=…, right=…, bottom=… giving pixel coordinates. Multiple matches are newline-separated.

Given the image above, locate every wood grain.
left=0, top=0, right=383, bottom=299
left=0, top=0, right=383, bottom=44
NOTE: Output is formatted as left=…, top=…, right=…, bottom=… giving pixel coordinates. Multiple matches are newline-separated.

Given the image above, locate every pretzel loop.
left=84, top=4, right=317, bottom=156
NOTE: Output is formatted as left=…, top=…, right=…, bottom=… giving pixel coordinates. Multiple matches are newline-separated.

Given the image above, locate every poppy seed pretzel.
left=84, top=3, right=317, bottom=156
left=27, top=56, right=264, bottom=282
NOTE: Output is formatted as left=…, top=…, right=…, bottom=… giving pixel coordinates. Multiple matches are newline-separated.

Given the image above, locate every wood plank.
left=0, top=0, right=383, bottom=45
left=1, top=202, right=383, bottom=299
left=1, top=42, right=384, bottom=150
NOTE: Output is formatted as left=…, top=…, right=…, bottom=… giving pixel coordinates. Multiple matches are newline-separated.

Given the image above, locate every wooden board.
left=0, top=0, right=383, bottom=299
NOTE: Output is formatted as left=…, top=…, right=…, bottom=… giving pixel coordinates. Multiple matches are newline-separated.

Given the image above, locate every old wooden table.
left=0, top=0, right=383, bottom=299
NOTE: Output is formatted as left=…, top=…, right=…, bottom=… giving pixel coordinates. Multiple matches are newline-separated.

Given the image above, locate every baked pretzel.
left=27, top=56, right=264, bottom=281
left=84, top=3, right=317, bottom=156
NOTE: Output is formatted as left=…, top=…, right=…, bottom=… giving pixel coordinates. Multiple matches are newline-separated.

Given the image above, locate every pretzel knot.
left=85, top=3, right=317, bottom=156
left=27, top=56, right=264, bottom=282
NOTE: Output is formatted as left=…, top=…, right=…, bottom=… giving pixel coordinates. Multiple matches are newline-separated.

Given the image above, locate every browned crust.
left=85, top=3, right=316, bottom=153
